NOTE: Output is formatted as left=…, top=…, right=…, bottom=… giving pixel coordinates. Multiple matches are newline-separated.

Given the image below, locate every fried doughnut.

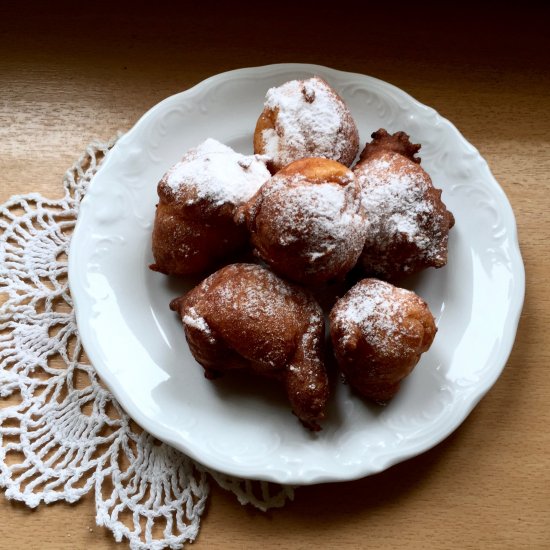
left=254, top=76, right=359, bottom=173
left=170, top=263, right=329, bottom=431
left=354, top=129, right=455, bottom=281
left=150, top=139, right=270, bottom=276
left=330, top=278, right=437, bottom=403
left=237, top=157, right=367, bottom=285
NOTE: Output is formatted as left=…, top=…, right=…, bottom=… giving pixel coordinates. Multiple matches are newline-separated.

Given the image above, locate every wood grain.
left=1, top=4, right=549, bottom=549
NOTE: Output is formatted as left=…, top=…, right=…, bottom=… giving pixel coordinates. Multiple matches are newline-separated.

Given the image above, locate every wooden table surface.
left=1, top=4, right=549, bottom=549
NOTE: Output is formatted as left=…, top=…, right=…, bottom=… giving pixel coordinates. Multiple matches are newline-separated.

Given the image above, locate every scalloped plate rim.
left=69, top=63, right=525, bottom=485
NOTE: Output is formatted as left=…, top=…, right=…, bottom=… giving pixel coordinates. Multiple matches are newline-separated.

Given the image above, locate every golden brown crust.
left=253, top=109, right=279, bottom=173
left=329, top=278, right=437, bottom=403
left=359, top=128, right=421, bottom=165
left=277, top=157, right=353, bottom=185
left=237, top=157, right=367, bottom=285
left=170, top=263, right=329, bottom=430
left=150, top=200, right=247, bottom=276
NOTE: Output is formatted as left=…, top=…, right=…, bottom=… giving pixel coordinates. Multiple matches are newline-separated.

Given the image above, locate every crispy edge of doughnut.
left=358, top=128, right=421, bottom=165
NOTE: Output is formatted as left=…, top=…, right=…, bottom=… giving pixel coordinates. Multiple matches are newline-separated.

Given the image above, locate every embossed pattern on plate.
left=69, top=64, right=525, bottom=484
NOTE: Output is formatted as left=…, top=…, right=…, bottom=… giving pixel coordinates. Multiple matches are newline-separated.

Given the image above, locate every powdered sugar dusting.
left=183, top=137, right=234, bottom=159
left=355, top=152, right=449, bottom=272
left=332, top=279, right=417, bottom=359
left=183, top=264, right=323, bottom=369
left=261, top=128, right=279, bottom=159
left=213, top=264, right=312, bottom=320
left=262, top=77, right=355, bottom=167
left=182, top=306, right=215, bottom=343
left=261, top=175, right=366, bottom=273
left=298, top=313, right=324, bottom=366
left=162, top=139, right=270, bottom=207
left=220, top=265, right=324, bottom=369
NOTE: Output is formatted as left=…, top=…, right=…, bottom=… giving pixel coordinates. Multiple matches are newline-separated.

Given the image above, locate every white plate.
left=69, top=64, right=525, bottom=485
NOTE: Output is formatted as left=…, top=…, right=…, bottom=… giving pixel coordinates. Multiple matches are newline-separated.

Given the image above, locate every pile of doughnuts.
left=151, top=76, right=454, bottom=431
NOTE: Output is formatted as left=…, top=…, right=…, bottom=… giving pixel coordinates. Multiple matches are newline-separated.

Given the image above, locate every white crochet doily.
left=0, top=138, right=294, bottom=550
